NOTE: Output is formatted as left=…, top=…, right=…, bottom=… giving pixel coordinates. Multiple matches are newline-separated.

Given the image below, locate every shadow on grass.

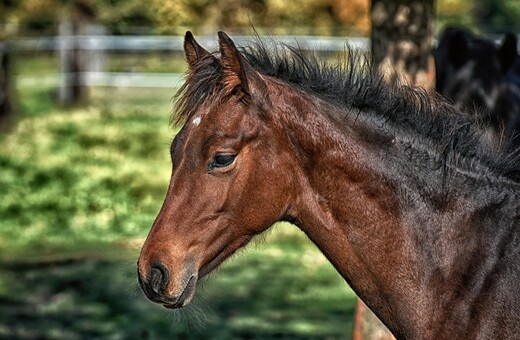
left=0, top=236, right=356, bottom=339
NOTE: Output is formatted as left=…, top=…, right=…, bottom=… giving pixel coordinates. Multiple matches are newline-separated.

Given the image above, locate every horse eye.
left=211, top=154, right=236, bottom=169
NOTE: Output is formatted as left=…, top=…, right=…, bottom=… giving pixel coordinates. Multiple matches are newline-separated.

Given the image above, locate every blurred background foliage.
left=2, top=0, right=520, bottom=36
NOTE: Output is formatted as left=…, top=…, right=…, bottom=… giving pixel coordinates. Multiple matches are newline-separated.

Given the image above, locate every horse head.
left=137, top=32, right=295, bottom=308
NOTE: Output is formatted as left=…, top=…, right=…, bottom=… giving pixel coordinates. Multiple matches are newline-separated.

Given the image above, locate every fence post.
left=58, top=15, right=75, bottom=105
left=0, top=40, right=14, bottom=129
left=83, top=23, right=106, bottom=87
left=58, top=1, right=98, bottom=106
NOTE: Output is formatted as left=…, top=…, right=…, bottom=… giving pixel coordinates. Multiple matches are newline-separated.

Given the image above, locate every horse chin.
left=199, top=235, right=254, bottom=279
left=162, top=274, right=198, bottom=309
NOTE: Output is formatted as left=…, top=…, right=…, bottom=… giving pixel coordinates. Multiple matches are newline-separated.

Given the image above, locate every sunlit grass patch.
left=0, top=88, right=175, bottom=254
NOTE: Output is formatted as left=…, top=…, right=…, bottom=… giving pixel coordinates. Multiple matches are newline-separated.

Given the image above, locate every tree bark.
left=58, top=16, right=87, bottom=106
left=58, top=1, right=97, bottom=106
left=371, top=0, right=435, bottom=90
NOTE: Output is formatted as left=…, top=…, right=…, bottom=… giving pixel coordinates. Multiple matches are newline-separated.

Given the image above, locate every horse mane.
left=173, top=37, right=520, bottom=183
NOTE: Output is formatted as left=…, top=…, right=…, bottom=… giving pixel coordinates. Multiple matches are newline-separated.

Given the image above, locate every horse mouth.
left=199, top=246, right=228, bottom=279
left=162, top=275, right=197, bottom=309
left=199, top=235, right=253, bottom=279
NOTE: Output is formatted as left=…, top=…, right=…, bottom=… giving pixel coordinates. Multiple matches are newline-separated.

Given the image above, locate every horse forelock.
left=172, top=54, right=223, bottom=127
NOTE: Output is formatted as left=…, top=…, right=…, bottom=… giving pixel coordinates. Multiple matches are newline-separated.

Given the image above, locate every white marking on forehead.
left=192, top=116, right=201, bottom=126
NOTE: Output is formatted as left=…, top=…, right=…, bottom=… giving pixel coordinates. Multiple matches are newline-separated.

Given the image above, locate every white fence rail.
left=10, top=35, right=369, bottom=90
left=10, top=35, right=369, bottom=52
left=17, top=72, right=185, bottom=88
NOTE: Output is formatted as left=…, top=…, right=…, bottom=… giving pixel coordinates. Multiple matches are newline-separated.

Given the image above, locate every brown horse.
left=138, top=32, right=520, bottom=339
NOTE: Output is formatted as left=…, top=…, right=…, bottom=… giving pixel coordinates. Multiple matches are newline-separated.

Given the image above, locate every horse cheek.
left=246, top=163, right=290, bottom=233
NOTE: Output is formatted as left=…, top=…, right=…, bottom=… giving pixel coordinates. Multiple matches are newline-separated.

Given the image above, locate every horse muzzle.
left=137, top=260, right=197, bottom=309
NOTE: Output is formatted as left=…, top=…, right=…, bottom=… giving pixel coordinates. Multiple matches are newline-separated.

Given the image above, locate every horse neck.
left=268, top=79, right=519, bottom=338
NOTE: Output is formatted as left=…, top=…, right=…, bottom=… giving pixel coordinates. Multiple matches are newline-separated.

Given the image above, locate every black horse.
left=435, top=27, right=520, bottom=147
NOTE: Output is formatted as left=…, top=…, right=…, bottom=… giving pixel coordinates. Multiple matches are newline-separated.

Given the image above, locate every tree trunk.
left=58, top=1, right=97, bottom=106
left=371, top=0, right=435, bottom=90
left=58, top=16, right=87, bottom=106
left=0, top=40, right=14, bottom=130
left=353, top=0, right=435, bottom=338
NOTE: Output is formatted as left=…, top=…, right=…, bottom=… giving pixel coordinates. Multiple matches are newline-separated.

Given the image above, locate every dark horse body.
left=435, top=26, right=520, bottom=147
left=138, top=32, right=520, bottom=339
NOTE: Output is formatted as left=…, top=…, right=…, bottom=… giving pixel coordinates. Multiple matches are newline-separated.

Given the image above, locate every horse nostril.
left=149, top=262, right=170, bottom=294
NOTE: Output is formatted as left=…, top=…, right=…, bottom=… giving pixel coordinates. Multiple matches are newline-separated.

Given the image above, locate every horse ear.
left=447, top=29, right=469, bottom=68
left=498, top=32, right=518, bottom=73
left=217, top=31, right=270, bottom=109
left=218, top=31, right=251, bottom=94
left=184, top=31, right=214, bottom=69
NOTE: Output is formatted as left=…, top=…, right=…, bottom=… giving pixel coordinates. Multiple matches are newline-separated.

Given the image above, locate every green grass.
left=107, top=52, right=187, bottom=73
left=13, top=54, right=60, bottom=77
left=0, top=225, right=356, bottom=339
left=0, top=87, right=174, bottom=254
left=0, top=85, right=357, bottom=338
